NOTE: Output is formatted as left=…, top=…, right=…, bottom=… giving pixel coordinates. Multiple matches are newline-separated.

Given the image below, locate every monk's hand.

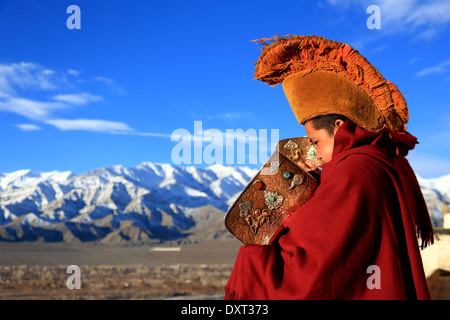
left=296, top=160, right=316, bottom=172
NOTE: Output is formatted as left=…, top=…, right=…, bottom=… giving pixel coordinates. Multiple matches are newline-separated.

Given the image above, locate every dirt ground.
left=0, top=239, right=242, bottom=300
left=1, top=238, right=448, bottom=300
left=0, top=239, right=242, bottom=266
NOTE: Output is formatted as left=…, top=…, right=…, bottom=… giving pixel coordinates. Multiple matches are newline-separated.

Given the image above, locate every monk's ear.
left=335, top=119, right=345, bottom=127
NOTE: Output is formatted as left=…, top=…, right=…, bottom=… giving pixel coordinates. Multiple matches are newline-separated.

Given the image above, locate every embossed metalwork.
left=253, top=180, right=264, bottom=190
left=264, top=190, right=284, bottom=210
left=224, top=137, right=321, bottom=245
left=244, top=208, right=272, bottom=234
left=269, top=157, right=279, bottom=174
left=283, top=171, right=292, bottom=179
left=289, top=173, right=305, bottom=190
left=306, top=144, right=319, bottom=161
left=239, top=200, right=253, bottom=217
left=277, top=137, right=323, bottom=170
left=284, top=139, right=299, bottom=150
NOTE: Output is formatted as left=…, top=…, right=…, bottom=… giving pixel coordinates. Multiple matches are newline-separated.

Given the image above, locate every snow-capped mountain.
left=0, top=162, right=448, bottom=243
left=0, top=162, right=257, bottom=243
left=416, top=174, right=450, bottom=227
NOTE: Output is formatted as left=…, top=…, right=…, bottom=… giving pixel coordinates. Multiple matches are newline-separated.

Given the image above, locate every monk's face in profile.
left=304, top=119, right=344, bottom=163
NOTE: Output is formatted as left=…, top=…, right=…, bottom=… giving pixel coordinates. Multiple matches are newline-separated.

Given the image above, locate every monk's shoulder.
left=330, top=151, right=393, bottom=183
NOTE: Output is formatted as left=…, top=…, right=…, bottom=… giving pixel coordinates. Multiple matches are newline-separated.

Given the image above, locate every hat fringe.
left=253, top=35, right=409, bottom=132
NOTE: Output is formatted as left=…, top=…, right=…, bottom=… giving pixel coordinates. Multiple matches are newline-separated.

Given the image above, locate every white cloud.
left=52, top=92, right=103, bottom=105
left=135, top=132, right=174, bottom=138
left=68, top=69, right=80, bottom=77
left=415, top=59, right=450, bottom=77
left=0, top=62, right=73, bottom=120
left=0, top=62, right=58, bottom=95
left=94, top=76, right=125, bottom=95
left=376, top=0, right=416, bottom=24
left=204, top=112, right=252, bottom=122
left=407, top=57, right=419, bottom=65
left=0, top=97, right=66, bottom=120
left=94, top=76, right=113, bottom=84
left=404, top=0, right=450, bottom=27
left=367, top=44, right=389, bottom=56
left=16, top=124, right=41, bottom=131
left=41, top=69, right=55, bottom=76
left=414, top=28, right=437, bottom=41
left=46, top=118, right=134, bottom=133
left=0, top=61, right=133, bottom=135
left=326, top=0, right=450, bottom=40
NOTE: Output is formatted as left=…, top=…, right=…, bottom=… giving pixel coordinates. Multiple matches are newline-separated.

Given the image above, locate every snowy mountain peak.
left=416, top=174, right=450, bottom=200
left=0, top=161, right=447, bottom=243
left=0, top=162, right=258, bottom=242
left=0, top=169, right=73, bottom=190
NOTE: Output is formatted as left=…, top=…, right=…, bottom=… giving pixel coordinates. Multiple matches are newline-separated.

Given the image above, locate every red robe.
left=225, top=120, right=433, bottom=300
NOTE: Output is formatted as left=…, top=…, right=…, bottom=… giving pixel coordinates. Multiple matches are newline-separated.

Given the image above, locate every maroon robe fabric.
left=225, top=120, right=433, bottom=300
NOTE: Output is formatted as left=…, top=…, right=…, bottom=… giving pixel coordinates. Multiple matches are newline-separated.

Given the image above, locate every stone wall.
left=421, top=230, right=450, bottom=277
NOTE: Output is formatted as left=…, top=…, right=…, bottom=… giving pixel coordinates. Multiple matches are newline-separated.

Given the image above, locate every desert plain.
left=1, top=232, right=449, bottom=300
left=0, top=238, right=241, bottom=300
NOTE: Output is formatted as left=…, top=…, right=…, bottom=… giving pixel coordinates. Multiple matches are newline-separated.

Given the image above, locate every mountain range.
left=0, top=162, right=256, bottom=243
left=0, top=162, right=448, bottom=243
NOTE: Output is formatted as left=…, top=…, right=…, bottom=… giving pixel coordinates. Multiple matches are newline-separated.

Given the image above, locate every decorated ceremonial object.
left=225, top=35, right=412, bottom=245
left=253, top=35, right=409, bottom=132
left=225, top=137, right=323, bottom=245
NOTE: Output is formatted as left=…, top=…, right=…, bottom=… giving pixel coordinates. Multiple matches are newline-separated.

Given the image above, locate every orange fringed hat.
left=253, top=35, right=408, bottom=132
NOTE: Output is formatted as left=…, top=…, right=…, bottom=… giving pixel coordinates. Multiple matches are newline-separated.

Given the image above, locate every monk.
left=225, top=35, right=433, bottom=300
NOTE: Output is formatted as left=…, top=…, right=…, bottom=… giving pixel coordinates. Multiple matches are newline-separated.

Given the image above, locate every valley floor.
left=0, top=235, right=449, bottom=300
left=0, top=239, right=241, bottom=300
left=0, top=238, right=241, bottom=267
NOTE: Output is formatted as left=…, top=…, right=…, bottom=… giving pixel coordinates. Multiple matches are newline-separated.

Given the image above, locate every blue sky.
left=0, top=0, right=450, bottom=178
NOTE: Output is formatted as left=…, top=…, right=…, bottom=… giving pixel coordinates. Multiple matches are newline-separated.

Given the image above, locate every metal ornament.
left=289, top=173, right=305, bottom=190
left=284, top=139, right=299, bottom=150
left=253, top=180, right=264, bottom=190
left=306, top=144, right=319, bottom=161
left=239, top=200, right=253, bottom=218
left=283, top=139, right=301, bottom=161
left=244, top=208, right=272, bottom=234
left=269, top=158, right=280, bottom=174
left=224, top=137, right=321, bottom=245
left=264, top=190, right=284, bottom=210
left=283, top=171, right=292, bottom=179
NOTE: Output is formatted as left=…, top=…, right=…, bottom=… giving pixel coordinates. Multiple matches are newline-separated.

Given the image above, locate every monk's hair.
left=309, top=114, right=348, bottom=136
